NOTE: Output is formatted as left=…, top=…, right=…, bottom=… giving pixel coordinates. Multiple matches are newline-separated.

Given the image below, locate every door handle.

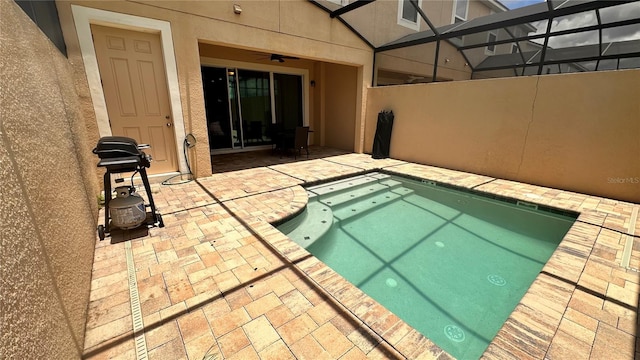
left=167, top=123, right=173, bottom=127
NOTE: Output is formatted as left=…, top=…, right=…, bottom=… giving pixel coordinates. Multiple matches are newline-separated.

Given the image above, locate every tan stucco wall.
left=371, top=0, right=525, bottom=84
left=1, top=0, right=99, bottom=358
left=56, top=0, right=373, bottom=178
left=371, top=0, right=501, bottom=84
left=342, top=0, right=457, bottom=46
left=376, top=41, right=472, bottom=83
left=364, top=70, right=640, bottom=203
left=323, top=63, right=358, bottom=151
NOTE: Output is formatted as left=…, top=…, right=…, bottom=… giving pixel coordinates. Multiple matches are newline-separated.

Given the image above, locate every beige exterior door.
left=92, top=24, right=177, bottom=174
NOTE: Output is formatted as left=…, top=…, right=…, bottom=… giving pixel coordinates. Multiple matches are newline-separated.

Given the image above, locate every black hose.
left=162, top=137, right=194, bottom=186
left=184, top=137, right=193, bottom=175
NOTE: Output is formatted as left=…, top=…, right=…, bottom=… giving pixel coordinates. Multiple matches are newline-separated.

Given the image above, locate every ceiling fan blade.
left=270, top=54, right=299, bottom=62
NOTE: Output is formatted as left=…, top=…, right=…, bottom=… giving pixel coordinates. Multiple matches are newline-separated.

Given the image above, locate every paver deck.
left=84, top=148, right=639, bottom=359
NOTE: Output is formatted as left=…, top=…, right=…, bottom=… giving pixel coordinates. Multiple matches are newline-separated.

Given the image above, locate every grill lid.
left=93, top=136, right=142, bottom=159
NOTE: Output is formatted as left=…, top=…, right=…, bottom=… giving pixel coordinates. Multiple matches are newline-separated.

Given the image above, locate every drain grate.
left=125, top=241, right=148, bottom=360
left=444, top=325, right=465, bottom=342
left=621, top=207, right=639, bottom=269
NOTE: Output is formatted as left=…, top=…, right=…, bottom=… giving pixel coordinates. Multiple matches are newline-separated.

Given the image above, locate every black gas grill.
left=93, top=136, right=163, bottom=239
left=94, top=136, right=151, bottom=168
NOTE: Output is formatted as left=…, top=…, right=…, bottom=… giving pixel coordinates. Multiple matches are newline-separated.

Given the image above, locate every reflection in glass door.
left=202, top=66, right=303, bottom=152
left=274, top=73, right=303, bottom=131
left=201, top=66, right=232, bottom=149
left=238, top=70, right=272, bottom=147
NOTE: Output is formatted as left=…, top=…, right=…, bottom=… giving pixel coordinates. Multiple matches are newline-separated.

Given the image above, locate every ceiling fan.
left=269, top=54, right=300, bottom=63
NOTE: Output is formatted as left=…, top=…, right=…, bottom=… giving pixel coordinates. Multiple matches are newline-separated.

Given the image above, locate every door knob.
left=167, top=123, right=173, bottom=127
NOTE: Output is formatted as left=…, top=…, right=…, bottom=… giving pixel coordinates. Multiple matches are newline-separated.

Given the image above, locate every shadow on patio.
left=210, top=146, right=351, bottom=173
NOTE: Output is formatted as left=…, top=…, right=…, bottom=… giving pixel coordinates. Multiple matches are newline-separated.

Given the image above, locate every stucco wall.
left=364, top=70, right=640, bottom=203
left=324, top=63, right=358, bottom=151
left=371, top=0, right=502, bottom=84
left=1, top=0, right=98, bottom=357
left=56, top=0, right=373, bottom=178
left=375, top=41, right=472, bottom=83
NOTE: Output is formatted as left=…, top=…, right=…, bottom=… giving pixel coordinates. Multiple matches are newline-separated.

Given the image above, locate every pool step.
left=284, top=173, right=414, bottom=247
left=318, top=182, right=391, bottom=208
left=281, top=200, right=334, bottom=248
left=333, top=186, right=414, bottom=221
left=307, top=173, right=385, bottom=198
left=390, top=185, right=414, bottom=197
left=312, top=176, right=404, bottom=209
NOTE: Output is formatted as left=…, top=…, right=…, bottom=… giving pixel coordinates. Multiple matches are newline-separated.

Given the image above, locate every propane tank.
left=109, top=186, right=146, bottom=230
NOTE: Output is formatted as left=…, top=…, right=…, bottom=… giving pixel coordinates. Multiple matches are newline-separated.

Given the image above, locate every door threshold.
left=210, top=145, right=273, bottom=155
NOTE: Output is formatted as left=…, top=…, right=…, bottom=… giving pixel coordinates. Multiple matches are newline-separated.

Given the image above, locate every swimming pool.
left=278, top=172, right=576, bottom=359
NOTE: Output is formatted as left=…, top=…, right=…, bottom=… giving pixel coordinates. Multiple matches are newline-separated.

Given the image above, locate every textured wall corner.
left=0, top=0, right=98, bottom=357
left=0, top=142, right=83, bottom=359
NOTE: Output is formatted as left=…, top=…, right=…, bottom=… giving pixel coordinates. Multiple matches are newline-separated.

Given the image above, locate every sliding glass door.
left=202, top=65, right=303, bottom=151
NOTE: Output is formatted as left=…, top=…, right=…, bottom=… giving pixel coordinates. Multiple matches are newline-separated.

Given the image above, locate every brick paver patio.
left=83, top=148, right=639, bottom=359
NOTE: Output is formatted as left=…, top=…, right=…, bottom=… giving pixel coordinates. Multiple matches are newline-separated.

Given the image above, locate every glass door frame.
left=201, top=57, right=310, bottom=155
left=227, top=68, right=243, bottom=149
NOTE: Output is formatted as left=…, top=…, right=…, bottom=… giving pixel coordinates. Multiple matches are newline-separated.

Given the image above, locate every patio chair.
left=293, top=126, right=309, bottom=159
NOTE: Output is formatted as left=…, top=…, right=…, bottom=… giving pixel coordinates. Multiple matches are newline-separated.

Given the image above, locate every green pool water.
left=278, top=173, right=576, bottom=359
